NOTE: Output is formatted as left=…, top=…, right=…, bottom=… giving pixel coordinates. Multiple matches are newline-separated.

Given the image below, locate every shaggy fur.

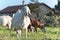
left=10, top=6, right=31, bottom=38
left=0, top=15, right=12, bottom=29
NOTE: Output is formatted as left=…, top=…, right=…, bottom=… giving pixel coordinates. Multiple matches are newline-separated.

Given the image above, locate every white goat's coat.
left=11, top=6, right=31, bottom=29
left=11, top=6, right=31, bottom=38
left=0, top=15, right=12, bottom=28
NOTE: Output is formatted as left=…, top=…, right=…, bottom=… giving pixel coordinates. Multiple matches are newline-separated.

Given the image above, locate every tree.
left=30, top=0, right=39, bottom=3
left=28, top=3, right=40, bottom=12
left=46, top=11, right=54, bottom=17
left=28, top=0, right=41, bottom=12
left=55, top=0, right=60, bottom=11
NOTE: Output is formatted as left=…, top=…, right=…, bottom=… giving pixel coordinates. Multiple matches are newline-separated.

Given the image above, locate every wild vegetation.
left=0, top=26, right=60, bottom=40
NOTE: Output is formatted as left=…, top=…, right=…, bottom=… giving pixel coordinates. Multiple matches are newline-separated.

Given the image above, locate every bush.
left=44, top=17, right=55, bottom=27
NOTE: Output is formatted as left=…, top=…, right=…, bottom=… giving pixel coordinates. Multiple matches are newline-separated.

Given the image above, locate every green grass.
left=0, top=26, right=60, bottom=40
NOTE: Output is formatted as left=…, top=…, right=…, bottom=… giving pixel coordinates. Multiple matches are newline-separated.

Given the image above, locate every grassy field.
left=0, top=26, right=60, bottom=40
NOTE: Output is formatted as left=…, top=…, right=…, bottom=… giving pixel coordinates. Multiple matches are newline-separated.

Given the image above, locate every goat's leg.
left=28, top=26, right=30, bottom=32
left=26, top=28, right=27, bottom=38
left=9, top=29, right=11, bottom=36
left=30, top=26, right=34, bottom=33
left=16, top=29, right=21, bottom=38
left=8, top=22, right=12, bottom=36
left=34, top=27, right=37, bottom=32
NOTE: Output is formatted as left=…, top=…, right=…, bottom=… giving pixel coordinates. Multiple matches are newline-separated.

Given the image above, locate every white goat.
left=10, top=6, right=31, bottom=38
left=0, top=15, right=12, bottom=29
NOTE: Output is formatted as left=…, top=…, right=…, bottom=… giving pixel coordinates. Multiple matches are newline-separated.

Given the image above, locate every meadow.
left=0, top=26, right=60, bottom=40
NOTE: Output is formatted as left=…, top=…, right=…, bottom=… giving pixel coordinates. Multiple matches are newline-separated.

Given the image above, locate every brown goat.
left=28, top=18, right=46, bottom=32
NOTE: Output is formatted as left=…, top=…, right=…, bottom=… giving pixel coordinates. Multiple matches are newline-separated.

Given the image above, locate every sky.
left=0, top=0, right=58, bottom=10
